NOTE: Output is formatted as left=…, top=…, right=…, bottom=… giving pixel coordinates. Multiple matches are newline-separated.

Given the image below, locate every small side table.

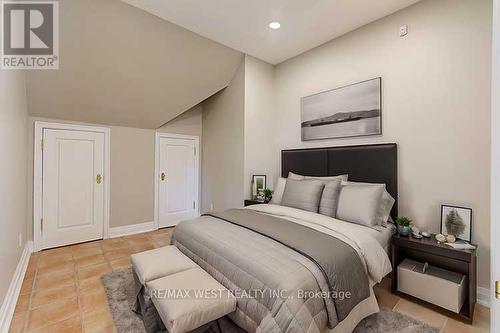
left=391, top=233, right=477, bottom=323
left=244, top=199, right=265, bottom=207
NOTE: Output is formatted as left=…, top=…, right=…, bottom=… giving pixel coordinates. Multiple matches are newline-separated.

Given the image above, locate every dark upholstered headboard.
left=281, top=143, right=398, bottom=219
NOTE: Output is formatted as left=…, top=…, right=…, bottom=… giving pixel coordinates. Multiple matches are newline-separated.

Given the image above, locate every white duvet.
left=245, top=204, right=392, bottom=283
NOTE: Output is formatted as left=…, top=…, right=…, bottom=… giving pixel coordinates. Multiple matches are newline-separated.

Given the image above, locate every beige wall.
left=109, top=126, right=155, bottom=227
left=158, top=104, right=202, bottom=137
left=0, top=71, right=28, bottom=304
left=261, top=0, right=491, bottom=288
left=243, top=56, right=276, bottom=199
left=202, top=60, right=245, bottom=212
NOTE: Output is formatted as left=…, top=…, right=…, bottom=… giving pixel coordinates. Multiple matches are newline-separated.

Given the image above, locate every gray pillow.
left=336, top=185, right=384, bottom=227
left=318, top=179, right=342, bottom=217
left=281, top=179, right=325, bottom=212
left=341, top=181, right=395, bottom=226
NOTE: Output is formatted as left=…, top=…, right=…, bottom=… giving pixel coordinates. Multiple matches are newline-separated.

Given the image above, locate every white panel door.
left=158, top=137, right=197, bottom=227
left=42, top=129, right=105, bottom=249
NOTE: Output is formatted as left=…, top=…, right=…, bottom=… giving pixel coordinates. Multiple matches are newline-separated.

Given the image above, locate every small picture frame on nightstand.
left=252, top=175, right=266, bottom=199
left=440, top=205, right=472, bottom=242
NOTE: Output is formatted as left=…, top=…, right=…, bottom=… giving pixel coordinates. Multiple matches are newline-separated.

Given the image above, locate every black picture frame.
left=251, top=175, right=266, bottom=199
left=440, top=204, right=473, bottom=242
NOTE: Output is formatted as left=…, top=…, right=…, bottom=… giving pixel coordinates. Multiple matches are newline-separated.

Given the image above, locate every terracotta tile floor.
left=10, top=228, right=490, bottom=332
left=9, top=228, right=173, bottom=333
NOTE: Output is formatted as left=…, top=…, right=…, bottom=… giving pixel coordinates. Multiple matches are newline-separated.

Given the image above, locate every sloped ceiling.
left=25, top=0, right=243, bottom=128
left=121, top=0, right=421, bottom=65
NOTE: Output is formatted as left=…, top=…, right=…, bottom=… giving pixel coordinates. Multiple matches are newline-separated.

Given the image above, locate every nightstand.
left=244, top=199, right=265, bottom=207
left=391, top=233, right=477, bottom=323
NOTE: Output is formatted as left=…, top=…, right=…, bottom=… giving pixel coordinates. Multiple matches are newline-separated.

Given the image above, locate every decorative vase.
left=398, top=225, right=410, bottom=236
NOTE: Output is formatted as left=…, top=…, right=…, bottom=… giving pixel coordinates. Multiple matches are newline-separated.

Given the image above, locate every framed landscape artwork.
left=440, top=205, right=472, bottom=242
left=301, top=77, right=382, bottom=141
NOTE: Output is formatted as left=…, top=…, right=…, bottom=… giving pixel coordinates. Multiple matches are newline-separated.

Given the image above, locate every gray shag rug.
left=101, top=268, right=147, bottom=333
left=102, top=269, right=439, bottom=333
left=352, top=310, right=438, bottom=333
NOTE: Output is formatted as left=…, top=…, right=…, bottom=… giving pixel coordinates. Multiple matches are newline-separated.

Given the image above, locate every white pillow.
left=337, top=185, right=384, bottom=227
left=288, top=172, right=348, bottom=182
left=341, top=181, right=395, bottom=226
left=288, top=172, right=305, bottom=180
left=270, top=177, right=286, bottom=204
left=306, top=174, right=348, bottom=181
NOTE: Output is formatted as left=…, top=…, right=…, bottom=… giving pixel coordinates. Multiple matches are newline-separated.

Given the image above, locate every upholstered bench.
left=131, top=246, right=236, bottom=333
left=148, top=267, right=236, bottom=333
left=131, top=246, right=200, bottom=333
left=131, top=245, right=199, bottom=285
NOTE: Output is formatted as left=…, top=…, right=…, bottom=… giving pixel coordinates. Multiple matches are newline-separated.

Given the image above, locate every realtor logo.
left=1, top=1, right=58, bottom=69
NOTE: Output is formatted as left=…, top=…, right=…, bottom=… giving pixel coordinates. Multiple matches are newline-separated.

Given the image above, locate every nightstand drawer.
left=398, top=259, right=467, bottom=313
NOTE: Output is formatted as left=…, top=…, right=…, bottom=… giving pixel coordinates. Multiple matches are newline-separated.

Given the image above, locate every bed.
left=171, top=143, right=398, bottom=333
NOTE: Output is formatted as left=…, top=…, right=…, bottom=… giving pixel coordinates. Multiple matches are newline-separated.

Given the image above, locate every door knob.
left=496, top=281, right=499, bottom=300
left=161, top=172, right=166, bottom=181
left=96, top=174, right=102, bottom=184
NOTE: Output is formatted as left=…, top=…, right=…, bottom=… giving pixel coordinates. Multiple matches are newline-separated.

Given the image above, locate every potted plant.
left=264, top=188, right=273, bottom=203
left=395, top=217, right=412, bottom=236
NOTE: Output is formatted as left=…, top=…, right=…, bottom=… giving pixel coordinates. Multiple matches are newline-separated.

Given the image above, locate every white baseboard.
left=0, top=241, right=33, bottom=333
left=108, top=221, right=157, bottom=238
left=477, top=287, right=490, bottom=308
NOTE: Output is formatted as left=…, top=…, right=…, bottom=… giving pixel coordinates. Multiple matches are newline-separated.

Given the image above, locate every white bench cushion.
left=131, top=246, right=197, bottom=285
left=147, top=267, right=236, bottom=333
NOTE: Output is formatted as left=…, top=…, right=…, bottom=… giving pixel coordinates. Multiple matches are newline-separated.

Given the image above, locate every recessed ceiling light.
left=269, top=22, right=281, bottom=30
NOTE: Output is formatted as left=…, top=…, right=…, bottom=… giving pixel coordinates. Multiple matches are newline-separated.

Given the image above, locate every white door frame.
left=33, top=121, right=111, bottom=252
left=491, top=0, right=499, bottom=330
left=154, top=132, right=200, bottom=229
